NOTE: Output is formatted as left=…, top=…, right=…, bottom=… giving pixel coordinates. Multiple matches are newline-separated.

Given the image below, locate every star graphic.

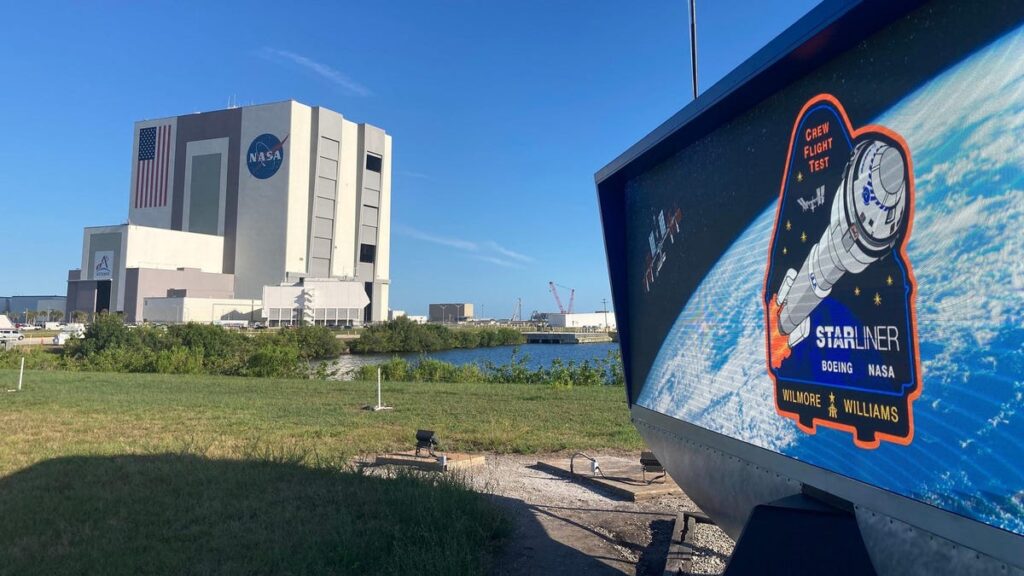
left=782, top=247, right=788, bottom=255
left=854, top=287, right=861, bottom=296
left=785, top=220, right=792, bottom=231
left=886, top=275, right=894, bottom=286
left=829, top=392, right=835, bottom=404
left=800, top=232, right=807, bottom=243
left=796, top=172, right=804, bottom=183
left=874, top=293, right=882, bottom=306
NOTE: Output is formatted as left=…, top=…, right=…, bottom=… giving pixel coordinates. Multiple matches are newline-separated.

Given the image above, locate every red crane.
left=548, top=281, right=575, bottom=314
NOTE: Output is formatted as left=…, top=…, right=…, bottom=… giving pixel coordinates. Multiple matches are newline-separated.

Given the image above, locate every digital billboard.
left=599, top=0, right=1024, bottom=567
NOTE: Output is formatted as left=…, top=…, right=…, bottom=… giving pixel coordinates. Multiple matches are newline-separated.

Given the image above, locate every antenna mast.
left=688, top=0, right=699, bottom=100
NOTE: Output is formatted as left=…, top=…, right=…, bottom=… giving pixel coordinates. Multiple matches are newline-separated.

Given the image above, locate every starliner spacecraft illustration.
left=775, top=139, right=909, bottom=348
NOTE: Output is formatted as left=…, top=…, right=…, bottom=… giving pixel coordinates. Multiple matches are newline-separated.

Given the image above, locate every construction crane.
left=548, top=282, right=575, bottom=314
left=510, top=297, right=523, bottom=322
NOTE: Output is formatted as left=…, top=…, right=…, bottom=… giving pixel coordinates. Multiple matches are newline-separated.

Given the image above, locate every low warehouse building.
left=547, top=312, right=616, bottom=330
left=143, top=297, right=262, bottom=325
left=262, top=277, right=368, bottom=327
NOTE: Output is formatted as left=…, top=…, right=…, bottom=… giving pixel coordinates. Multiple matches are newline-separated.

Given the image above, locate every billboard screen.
left=608, top=0, right=1024, bottom=541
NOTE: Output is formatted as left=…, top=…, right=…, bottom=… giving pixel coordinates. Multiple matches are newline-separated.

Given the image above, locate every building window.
left=359, top=243, right=376, bottom=264
left=365, top=154, right=382, bottom=173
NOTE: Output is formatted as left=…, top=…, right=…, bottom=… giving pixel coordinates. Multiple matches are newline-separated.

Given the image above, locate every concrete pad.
left=535, top=457, right=682, bottom=502
left=374, top=451, right=486, bottom=471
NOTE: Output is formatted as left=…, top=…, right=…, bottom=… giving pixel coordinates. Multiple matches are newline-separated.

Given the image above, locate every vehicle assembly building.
left=66, top=100, right=391, bottom=325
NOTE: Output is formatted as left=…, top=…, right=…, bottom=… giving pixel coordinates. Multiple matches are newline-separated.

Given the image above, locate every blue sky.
left=1, top=1, right=819, bottom=317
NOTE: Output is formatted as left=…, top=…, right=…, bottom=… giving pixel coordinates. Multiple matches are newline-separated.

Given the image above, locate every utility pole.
left=602, top=298, right=609, bottom=331
left=688, top=0, right=699, bottom=100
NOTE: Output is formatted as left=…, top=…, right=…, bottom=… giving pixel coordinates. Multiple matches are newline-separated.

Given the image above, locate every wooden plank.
left=534, top=459, right=682, bottom=501
left=374, top=451, right=486, bottom=471
left=664, top=513, right=696, bottom=575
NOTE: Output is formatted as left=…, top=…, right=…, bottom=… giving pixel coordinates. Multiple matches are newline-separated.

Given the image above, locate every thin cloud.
left=474, top=255, right=524, bottom=269
left=399, top=170, right=433, bottom=181
left=398, top=226, right=534, bottom=268
left=262, top=48, right=371, bottom=97
left=399, top=226, right=478, bottom=252
left=486, top=241, right=533, bottom=263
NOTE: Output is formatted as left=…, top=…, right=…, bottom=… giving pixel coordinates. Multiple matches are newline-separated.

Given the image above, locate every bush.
left=274, top=325, right=345, bottom=359
left=57, top=316, right=331, bottom=379
left=353, top=349, right=625, bottom=387
left=245, top=342, right=302, bottom=378
left=349, top=317, right=524, bottom=353
left=0, top=347, right=66, bottom=371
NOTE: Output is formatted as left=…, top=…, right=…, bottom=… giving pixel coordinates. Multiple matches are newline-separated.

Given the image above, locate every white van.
left=0, top=329, right=24, bottom=341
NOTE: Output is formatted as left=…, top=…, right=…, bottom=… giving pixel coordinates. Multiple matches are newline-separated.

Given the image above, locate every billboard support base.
left=724, top=492, right=876, bottom=576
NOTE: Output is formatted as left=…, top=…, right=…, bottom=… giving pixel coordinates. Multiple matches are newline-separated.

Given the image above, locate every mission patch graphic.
left=764, top=94, right=922, bottom=449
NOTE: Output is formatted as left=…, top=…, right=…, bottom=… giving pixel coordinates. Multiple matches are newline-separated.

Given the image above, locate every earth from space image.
left=638, top=24, right=1024, bottom=535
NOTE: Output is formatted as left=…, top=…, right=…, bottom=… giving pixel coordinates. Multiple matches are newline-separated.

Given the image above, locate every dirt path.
left=462, top=454, right=734, bottom=575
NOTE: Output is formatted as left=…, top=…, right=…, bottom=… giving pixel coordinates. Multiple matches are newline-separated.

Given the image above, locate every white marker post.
left=372, top=366, right=392, bottom=411
left=9, top=357, right=23, bottom=393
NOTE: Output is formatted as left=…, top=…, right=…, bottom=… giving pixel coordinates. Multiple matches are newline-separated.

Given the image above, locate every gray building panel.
left=66, top=281, right=100, bottom=320
left=428, top=303, right=474, bottom=323
left=171, top=108, right=242, bottom=273
left=187, top=153, right=223, bottom=235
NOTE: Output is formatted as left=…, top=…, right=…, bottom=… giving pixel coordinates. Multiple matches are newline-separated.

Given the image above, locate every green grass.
left=0, top=454, right=509, bottom=575
left=0, top=370, right=639, bottom=575
left=0, top=371, right=639, bottom=473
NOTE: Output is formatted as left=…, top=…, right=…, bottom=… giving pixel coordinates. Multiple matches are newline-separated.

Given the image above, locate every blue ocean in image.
left=639, top=25, right=1024, bottom=534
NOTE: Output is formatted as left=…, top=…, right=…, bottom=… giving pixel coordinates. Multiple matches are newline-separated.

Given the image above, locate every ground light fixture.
left=415, top=430, right=438, bottom=458
left=640, top=451, right=666, bottom=484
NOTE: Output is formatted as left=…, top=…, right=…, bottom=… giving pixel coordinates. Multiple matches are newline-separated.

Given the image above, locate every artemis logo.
left=246, top=133, right=288, bottom=179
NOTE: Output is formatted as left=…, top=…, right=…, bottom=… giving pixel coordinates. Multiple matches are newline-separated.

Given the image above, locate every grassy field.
left=0, top=370, right=640, bottom=575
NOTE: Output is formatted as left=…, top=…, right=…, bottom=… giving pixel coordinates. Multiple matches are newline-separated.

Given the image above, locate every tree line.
left=348, top=316, right=524, bottom=353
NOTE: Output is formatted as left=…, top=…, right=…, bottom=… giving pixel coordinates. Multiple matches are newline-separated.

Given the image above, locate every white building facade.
left=547, top=312, right=617, bottom=330
left=67, top=100, right=391, bottom=324
left=262, top=278, right=369, bottom=327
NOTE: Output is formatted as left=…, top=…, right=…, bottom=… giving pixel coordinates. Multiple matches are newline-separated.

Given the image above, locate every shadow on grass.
left=0, top=453, right=520, bottom=576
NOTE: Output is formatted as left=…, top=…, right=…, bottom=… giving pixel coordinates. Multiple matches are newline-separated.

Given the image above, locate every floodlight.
left=415, top=429, right=438, bottom=457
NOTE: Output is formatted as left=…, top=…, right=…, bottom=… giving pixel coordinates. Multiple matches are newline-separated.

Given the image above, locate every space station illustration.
left=764, top=94, right=922, bottom=448
left=642, top=207, right=682, bottom=293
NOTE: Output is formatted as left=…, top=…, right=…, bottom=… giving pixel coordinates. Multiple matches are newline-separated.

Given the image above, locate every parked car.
left=0, top=329, right=25, bottom=341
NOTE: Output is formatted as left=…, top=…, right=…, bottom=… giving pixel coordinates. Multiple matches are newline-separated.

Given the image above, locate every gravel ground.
left=460, top=454, right=735, bottom=575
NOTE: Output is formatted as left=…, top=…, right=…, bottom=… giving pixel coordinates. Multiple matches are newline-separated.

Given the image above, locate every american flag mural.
left=135, top=125, right=172, bottom=208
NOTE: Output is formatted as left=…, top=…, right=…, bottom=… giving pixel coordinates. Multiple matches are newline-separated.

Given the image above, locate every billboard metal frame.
left=596, top=0, right=1024, bottom=568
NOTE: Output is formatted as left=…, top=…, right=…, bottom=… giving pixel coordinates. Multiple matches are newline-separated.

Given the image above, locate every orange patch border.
left=762, top=93, right=923, bottom=450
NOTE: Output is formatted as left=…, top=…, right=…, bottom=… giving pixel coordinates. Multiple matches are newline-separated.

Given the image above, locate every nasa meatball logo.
left=246, top=133, right=288, bottom=179
left=763, top=94, right=922, bottom=449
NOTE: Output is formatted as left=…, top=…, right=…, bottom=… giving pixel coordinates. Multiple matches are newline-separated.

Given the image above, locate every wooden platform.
left=373, top=451, right=486, bottom=471
left=535, top=458, right=682, bottom=501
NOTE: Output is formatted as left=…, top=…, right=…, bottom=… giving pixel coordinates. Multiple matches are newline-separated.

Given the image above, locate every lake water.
left=325, top=342, right=621, bottom=378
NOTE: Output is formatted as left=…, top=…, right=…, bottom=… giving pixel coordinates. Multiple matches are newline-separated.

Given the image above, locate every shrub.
left=56, top=316, right=327, bottom=378
left=349, top=317, right=524, bottom=354
left=245, top=343, right=302, bottom=378
left=352, top=349, right=625, bottom=387
left=275, top=325, right=345, bottom=359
